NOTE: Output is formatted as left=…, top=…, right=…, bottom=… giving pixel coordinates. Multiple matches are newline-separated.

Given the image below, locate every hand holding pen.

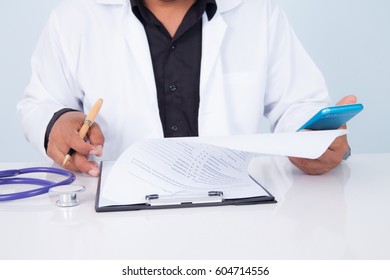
left=46, top=99, right=105, bottom=177
left=62, top=98, right=103, bottom=166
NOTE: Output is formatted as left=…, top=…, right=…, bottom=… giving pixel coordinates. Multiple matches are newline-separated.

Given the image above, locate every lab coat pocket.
left=223, top=72, right=265, bottom=133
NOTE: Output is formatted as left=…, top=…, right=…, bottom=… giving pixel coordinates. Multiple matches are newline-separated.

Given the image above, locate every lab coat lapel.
left=121, top=8, right=157, bottom=105
left=199, top=13, right=229, bottom=136
left=200, top=0, right=242, bottom=93
left=200, top=13, right=226, bottom=95
left=199, top=0, right=242, bottom=136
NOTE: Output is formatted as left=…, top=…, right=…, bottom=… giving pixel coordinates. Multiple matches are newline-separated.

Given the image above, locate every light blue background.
left=0, top=0, right=389, bottom=162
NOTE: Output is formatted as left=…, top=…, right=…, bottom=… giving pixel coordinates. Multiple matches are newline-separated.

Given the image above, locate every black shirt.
left=44, top=0, right=217, bottom=150
left=131, top=0, right=217, bottom=137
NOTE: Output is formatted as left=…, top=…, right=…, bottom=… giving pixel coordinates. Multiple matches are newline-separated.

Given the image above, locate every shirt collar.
left=205, top=0, right=217, bottom=20
left=129, top=0, right=217, bottom=22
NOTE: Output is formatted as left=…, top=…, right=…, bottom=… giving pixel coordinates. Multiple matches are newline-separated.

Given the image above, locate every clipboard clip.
left=145, top=191, right=224, bottom=206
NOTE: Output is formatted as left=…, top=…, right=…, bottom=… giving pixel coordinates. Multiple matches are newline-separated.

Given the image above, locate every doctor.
left=17, top=0, right=355, bottom=176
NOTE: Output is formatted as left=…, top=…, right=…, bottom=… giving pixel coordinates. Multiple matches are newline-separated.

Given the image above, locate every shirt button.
left=170, top=44, right=175, bottom=50
left=169, top=84, right=177, bottom=92
left=171, top=125, right=178, bottom=132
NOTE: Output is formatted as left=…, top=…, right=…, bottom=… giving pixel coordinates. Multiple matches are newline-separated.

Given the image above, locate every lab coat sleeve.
left=17, top=7, right=83, bottom=158
left=264, top=2, right=332, bottom=132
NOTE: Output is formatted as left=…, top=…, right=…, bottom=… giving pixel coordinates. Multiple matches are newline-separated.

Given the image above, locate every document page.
left=100, top=140, right=266, bottom=206
left=99, top=130, right=347, bottom=206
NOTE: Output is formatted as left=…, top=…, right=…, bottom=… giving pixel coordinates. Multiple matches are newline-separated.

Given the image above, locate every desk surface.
left=1, top=154, right=389, bottom=260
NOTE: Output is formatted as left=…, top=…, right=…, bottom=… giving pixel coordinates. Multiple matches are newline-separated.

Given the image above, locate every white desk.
left=1, top=154, right=389, bottom=260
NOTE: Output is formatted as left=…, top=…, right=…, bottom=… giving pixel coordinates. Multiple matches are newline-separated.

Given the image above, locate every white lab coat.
left=17, top=0, right=331, bottom=161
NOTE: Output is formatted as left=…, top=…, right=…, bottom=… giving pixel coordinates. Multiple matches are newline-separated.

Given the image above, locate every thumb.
left=336, top=95, right=357, bottom=105
left=336, top=95, right=357, bottom=129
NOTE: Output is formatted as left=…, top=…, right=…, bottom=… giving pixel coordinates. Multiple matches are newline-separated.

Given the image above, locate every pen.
left=62, top=98, right=103, bottom=166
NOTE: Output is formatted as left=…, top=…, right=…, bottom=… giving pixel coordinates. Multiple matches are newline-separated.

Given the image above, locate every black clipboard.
left=95, top=161, right=276, bottom=212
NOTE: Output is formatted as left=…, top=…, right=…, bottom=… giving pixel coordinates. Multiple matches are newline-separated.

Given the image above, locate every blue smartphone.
left=298, top=103, right=364, bottom=131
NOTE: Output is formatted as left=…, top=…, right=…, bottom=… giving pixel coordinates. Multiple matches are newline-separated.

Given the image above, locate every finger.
left=289, top=152, right=338, bottom=175
left=87, top=123, right=105, bottom=156
left=288, top=157, right=327, bottom=175
left=327, top=135, right=349, bottom=160
left=336, top=95, right=357, bottom=105
left=47, top=143, right=88, bottom=173
left=49, top=143, right=83, bottom=172
left=335, top=96, right=357, bottom=129
left=289, top=142, right=341, bottom=175
left=62, top=153, right=100, bottom=175
left=72, top=152, right=100, bottom=176
left=328, top=134, right=347, bottom=150
left=318, top=147, right=342, bottom=166
left=289, top=138, right=346, bottom=175
left=47, top=143, right=70, bottom=168
left=67, top=132, right=98, bottom=156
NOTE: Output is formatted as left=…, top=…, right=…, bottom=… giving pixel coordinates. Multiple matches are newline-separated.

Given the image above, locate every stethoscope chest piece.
left=49, top=184, right=86, bottom=207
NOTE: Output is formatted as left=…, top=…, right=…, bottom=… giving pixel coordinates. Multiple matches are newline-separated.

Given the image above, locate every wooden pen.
left=62, top=98, right=103, bottom=166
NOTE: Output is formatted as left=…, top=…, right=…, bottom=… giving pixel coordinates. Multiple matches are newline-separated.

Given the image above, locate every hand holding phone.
left=297, top=103, right=364, bottom=131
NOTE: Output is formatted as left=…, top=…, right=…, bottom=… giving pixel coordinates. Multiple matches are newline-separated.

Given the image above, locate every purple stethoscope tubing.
left=0, top=167, right=76, bottom=201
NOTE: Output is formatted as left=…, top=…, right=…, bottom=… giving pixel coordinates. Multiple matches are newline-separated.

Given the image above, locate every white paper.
left=99, top=130, right=347, bottom=206
left=173, top=130, right=348, bottom=159
left=100, top=140, right=265, bottom=206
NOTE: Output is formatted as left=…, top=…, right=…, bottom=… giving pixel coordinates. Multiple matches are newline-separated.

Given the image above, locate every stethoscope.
left=0, top=167, right=81, bottom=206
